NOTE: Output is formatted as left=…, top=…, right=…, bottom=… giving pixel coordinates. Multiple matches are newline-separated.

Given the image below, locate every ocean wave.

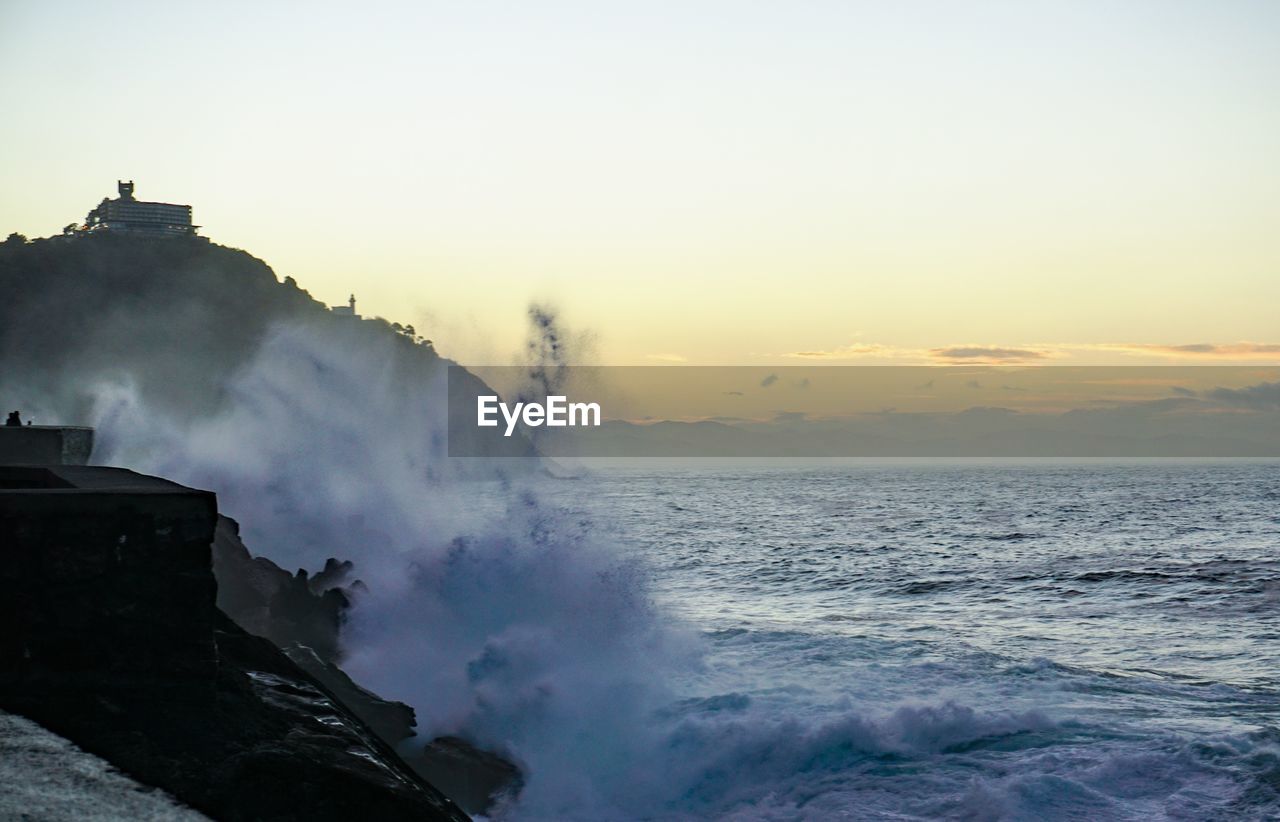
left=85, top=319, right=1280, bottom=820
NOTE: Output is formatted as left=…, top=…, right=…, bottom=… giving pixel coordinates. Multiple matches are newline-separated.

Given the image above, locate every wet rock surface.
left=282, top=642, right=417, bottom=747
left=0, top=611, right=469, bottom=822
left=216, top=515, right=525, bottom=815
left=0, top=609, right=471, bottom=819
left=283, top=643, right=524, bottom=815
left=415, top=736, right=526, bottom=817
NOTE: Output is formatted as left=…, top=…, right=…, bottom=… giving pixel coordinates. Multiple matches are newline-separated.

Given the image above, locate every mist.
left=6, top=235, right=1180, bottom=818
left=79, top=303, right=704, bottom=816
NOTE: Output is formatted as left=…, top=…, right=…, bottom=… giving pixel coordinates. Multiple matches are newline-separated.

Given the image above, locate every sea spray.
left=86, top=315, right=706, bottom=816
left=83, top=320, right=1019, bottom=817
left=83, top=315, right=1280, bottom=819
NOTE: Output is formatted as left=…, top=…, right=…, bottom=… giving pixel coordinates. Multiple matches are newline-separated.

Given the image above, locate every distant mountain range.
left=535, top=399, right=1280, bottom=457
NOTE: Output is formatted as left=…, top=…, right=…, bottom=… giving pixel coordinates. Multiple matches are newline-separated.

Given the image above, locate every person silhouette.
left=5, top=411, right=21, bottom=427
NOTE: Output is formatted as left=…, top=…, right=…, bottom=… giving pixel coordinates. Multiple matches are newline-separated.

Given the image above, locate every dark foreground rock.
left=215, top=515, right=525, bottom=815
left=416, top=736, right=526, bottom=816
left=283, top=643, right=524, bottom=815
left=283, top=642, right=418, bottom=746
left=4, top=612, right=467, bottom=821
left=0, top=465, right=468, bottom=822
left=212, top=516, right=355, bottom=664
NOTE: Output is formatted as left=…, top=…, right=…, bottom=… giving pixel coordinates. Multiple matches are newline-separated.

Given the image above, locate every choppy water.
left=101, top=335, right=1278, bottom=821
left=539, top=459, right=1280, bottom=820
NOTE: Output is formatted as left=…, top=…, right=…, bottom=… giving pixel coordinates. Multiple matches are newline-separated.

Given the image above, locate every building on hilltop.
left=331, top=294, right=361, bottom=318
left=82, top=180, right=198, bottom=237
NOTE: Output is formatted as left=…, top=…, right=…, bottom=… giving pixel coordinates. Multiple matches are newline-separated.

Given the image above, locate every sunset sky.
left=2, top=1, right=1277, bottom=365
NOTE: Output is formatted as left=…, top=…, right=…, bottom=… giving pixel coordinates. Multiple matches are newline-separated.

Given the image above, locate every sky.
left=2, top=1, right=1278, bottom=366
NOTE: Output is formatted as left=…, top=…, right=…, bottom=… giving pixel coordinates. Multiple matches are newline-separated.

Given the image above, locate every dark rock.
left=0, top=465, right=469, bottom=821
left=210, top=612, right=470, bottom=821
left=416, top=736, right=526, bottom=817
left=1, top=612, right=469, bottom=821
left=212, top=515, right=352, bottom=663
left=283, top=642, right=417, bottom=747
left=217, top=517, right=526, bottom=815
left=282, top=643, right=524, bottom=815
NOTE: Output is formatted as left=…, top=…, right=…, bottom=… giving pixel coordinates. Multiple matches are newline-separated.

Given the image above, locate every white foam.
left=0, top=710, right=206, bottom=821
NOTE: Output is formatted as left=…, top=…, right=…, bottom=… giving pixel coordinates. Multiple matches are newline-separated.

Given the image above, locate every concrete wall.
left=0, top=466, right=217, bottom=687
left=0, top=427, right=94, bottom=466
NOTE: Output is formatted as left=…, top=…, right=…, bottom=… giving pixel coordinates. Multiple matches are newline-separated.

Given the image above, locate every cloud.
left=1170, top=386, right=1197, bottom=397
left=784, top=343, right=899, bottom=360
left=1205, top=380, right=1280, bottom=410
left=760, top=373, right=779, bottom=388
left=930, top=346, right=1048, bottom=362
left=772, top=411, right=806, bottom=422
left=723, top=390, right=744, bottom=396
left=1075, top=342, right=1280, bottom=361
left=794, top=378, right=810, bottom=389
left=783, top=340, right=1280, bottom=366
left=965, top=380, right=983, bottom=389
left=785, top=342, right=1038, bottom=363
left=645, top=353, right=688, bottom=363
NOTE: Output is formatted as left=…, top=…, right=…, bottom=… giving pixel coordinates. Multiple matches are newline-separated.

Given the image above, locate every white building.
left=83, top=181, right=197, bottom=236
left=331, top=294, right=360, bottom=318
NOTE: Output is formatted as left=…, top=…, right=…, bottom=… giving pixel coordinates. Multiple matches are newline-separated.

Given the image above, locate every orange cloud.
left=785, top=343, right=898, bottom=360
left=781, top=341, right=1280, bottom=365
left=929, top=346, right=1050, bottom=363
left=1066, top=342, right=1280, bottom=362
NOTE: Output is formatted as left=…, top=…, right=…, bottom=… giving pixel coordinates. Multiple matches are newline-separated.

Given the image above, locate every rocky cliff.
left=0, top=465, right=468, bottom=821
left=0, top=231, right=532, bottom=817
left=212, top=514, right=524, bottom=815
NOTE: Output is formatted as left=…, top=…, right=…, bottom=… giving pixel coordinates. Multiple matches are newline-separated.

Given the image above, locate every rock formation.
left=0, top=465, right=468, bottom=821
left=213, top=515, right=525, bottom=815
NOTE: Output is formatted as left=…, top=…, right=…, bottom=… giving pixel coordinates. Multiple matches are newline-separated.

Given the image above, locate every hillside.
left=0, top=231, right=534, bottom=459
left=0, top=230, right=534, bottom=816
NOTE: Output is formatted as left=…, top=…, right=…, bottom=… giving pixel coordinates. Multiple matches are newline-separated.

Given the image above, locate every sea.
left=525, top=459, right=1280, bottom=821
left=102, top=352, right=1280, bottom=822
